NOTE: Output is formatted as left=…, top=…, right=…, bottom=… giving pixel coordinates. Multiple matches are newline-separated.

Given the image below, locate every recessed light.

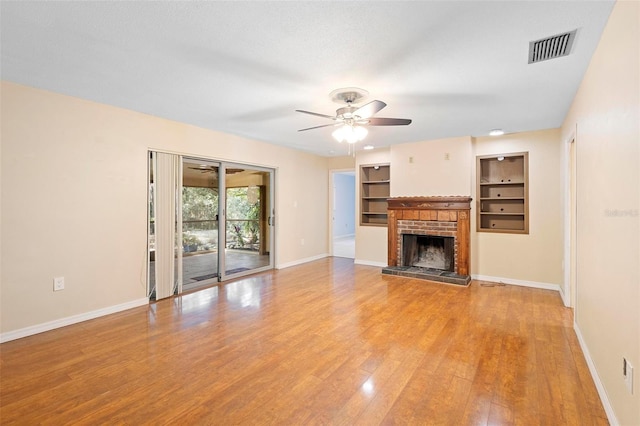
left=489, top=129, right=505, bottom=136
left=363, top=145, right=374, bottom=150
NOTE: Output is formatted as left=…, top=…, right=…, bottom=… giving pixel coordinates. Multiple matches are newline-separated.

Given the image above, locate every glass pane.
left=182, top=160, right=219, bottom=287
left=224, top=167, right=271, bottom=276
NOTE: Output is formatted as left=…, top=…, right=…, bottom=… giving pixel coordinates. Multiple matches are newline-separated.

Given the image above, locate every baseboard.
left=0, top=298, right=149, bottom=343
left=354, top=259, right=387, bottom=267
left=574, top=321, right=618, bottom=425
left=276, top=253, right=328, bottom=270
left=471, top=274, right=561, bottom=292
left=559, top=286, right=571, bottom=307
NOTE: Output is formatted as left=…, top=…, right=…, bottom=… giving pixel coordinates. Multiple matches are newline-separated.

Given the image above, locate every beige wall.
left=327, top=156, right=355, bottom=171
left=3, top=6, right=637, bottom=420
left=472, top=129, right=564, bottom=286
left=354, top=148, right=390, bottom=265
left=1, top=82, right=330, bottom=334
left=390, top=136, right=473, bottom=197
left=561, top=1, right=640, bottom=424
left=353, top=136, right=473, bottom=267
left=377, top=132, right=563, bottom=288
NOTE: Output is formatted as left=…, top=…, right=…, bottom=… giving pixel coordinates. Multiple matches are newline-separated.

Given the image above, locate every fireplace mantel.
left=388, top=196, right=472, bottom=211
left=387, top=196, right=472, bottom=279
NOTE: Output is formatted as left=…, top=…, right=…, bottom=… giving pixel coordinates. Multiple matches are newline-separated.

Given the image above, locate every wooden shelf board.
left=478, top=228, right=527, bottom=233
left=361, top=163, right=390, bottom=227
left=479, top=181, right=524, bottom=186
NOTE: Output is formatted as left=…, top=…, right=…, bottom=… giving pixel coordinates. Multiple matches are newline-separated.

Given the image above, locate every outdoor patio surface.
left=149, top=249, right=270, bottom=293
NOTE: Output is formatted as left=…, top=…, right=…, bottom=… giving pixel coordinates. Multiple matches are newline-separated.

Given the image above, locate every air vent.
left=528, top=29, right=577, bottom=64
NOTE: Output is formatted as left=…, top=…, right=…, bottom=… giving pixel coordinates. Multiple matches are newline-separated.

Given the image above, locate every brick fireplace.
left=382, top=196, right=472, bottom=285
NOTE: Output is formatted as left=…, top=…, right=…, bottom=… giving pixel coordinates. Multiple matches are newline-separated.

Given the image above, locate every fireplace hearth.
left=382, top=196, right=472, bottom=286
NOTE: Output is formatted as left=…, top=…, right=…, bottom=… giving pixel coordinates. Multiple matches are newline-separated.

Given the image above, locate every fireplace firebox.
left=402, top=235, right=455, bottom=271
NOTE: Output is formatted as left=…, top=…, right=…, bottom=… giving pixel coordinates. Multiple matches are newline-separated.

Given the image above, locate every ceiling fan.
left=295, top=88, right=411, bottom=142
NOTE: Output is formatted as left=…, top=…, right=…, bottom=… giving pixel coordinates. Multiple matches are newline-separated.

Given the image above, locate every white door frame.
left=562, top=130, right=577, bottom=308
left=329, top=168, right=356, bottom=257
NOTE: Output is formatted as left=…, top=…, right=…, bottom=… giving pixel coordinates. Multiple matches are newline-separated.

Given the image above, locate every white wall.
left=1, top=82, right=330, bottom=335
left=560, top=1, right=639, bottom=424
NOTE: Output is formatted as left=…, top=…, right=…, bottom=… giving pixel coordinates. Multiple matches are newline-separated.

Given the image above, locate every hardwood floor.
left=0, top=257, right=608, bottom=425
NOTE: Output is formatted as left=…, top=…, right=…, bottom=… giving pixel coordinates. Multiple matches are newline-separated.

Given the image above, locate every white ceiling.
left=1, top=1, right=615, bottom=157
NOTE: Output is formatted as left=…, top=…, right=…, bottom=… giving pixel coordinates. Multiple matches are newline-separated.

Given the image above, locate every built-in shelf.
left=360, top=163, right=390, bottom=226
left=477, top=152, right=529, bottom=233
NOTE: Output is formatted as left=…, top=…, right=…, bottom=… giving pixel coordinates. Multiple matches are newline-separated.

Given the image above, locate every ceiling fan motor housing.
left=336, top=106, right=358, bottom=119
left=330, top=87, right=369, bottom=105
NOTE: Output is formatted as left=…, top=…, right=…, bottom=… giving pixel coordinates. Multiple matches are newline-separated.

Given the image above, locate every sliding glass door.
left=181, top=159, right=221, bottom=290
left=220, top=163, right=273, bottom=279
left=148, top=152, right=274, bottom=298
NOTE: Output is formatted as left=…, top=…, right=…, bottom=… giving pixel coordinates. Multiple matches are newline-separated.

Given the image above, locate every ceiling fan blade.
left=295, top=109, right=336, bottom=120
left=366, top=117, right=412, bottom=126
left=353, top=100, right=387, bottom=118
left=298, top=123, right=342, bottom=132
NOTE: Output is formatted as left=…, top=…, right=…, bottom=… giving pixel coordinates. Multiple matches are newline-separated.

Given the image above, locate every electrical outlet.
left=300, top=238, right=305, bottom=246
left=53, top=276, right=65, bottom=291
left=444, top=152, right=450, bottom=160
left=624, top=358, right=634, bottom=394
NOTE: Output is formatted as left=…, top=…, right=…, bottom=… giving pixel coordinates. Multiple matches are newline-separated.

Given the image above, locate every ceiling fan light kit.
left=332, top=125, right=368, bottom=144
left=296, top=87, right=412, bottom=148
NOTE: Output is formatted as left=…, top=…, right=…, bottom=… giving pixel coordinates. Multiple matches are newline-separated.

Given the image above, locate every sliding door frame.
left=181, top=157, right=222, bottom=292
left=219, top=161, right=275, bottom=281
left=148, top=150, right=275, bottom=298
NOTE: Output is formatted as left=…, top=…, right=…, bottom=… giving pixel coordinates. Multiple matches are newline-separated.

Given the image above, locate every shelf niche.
left=477, top=152, right=529, bottom=234
left=360, top=163, right=390, bottom=226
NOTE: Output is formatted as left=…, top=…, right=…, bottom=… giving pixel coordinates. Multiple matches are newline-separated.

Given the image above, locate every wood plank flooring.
left=0, top=257, right=608, bottom=425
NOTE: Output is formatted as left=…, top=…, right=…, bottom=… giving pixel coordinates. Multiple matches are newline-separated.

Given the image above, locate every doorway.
left=148, top=152, right=275, bottom=299
left=220, top=163, right=273, bottom=279
left=331, top=170, right=355, bottom=259
left=180, top=159, right=220, bottom=289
